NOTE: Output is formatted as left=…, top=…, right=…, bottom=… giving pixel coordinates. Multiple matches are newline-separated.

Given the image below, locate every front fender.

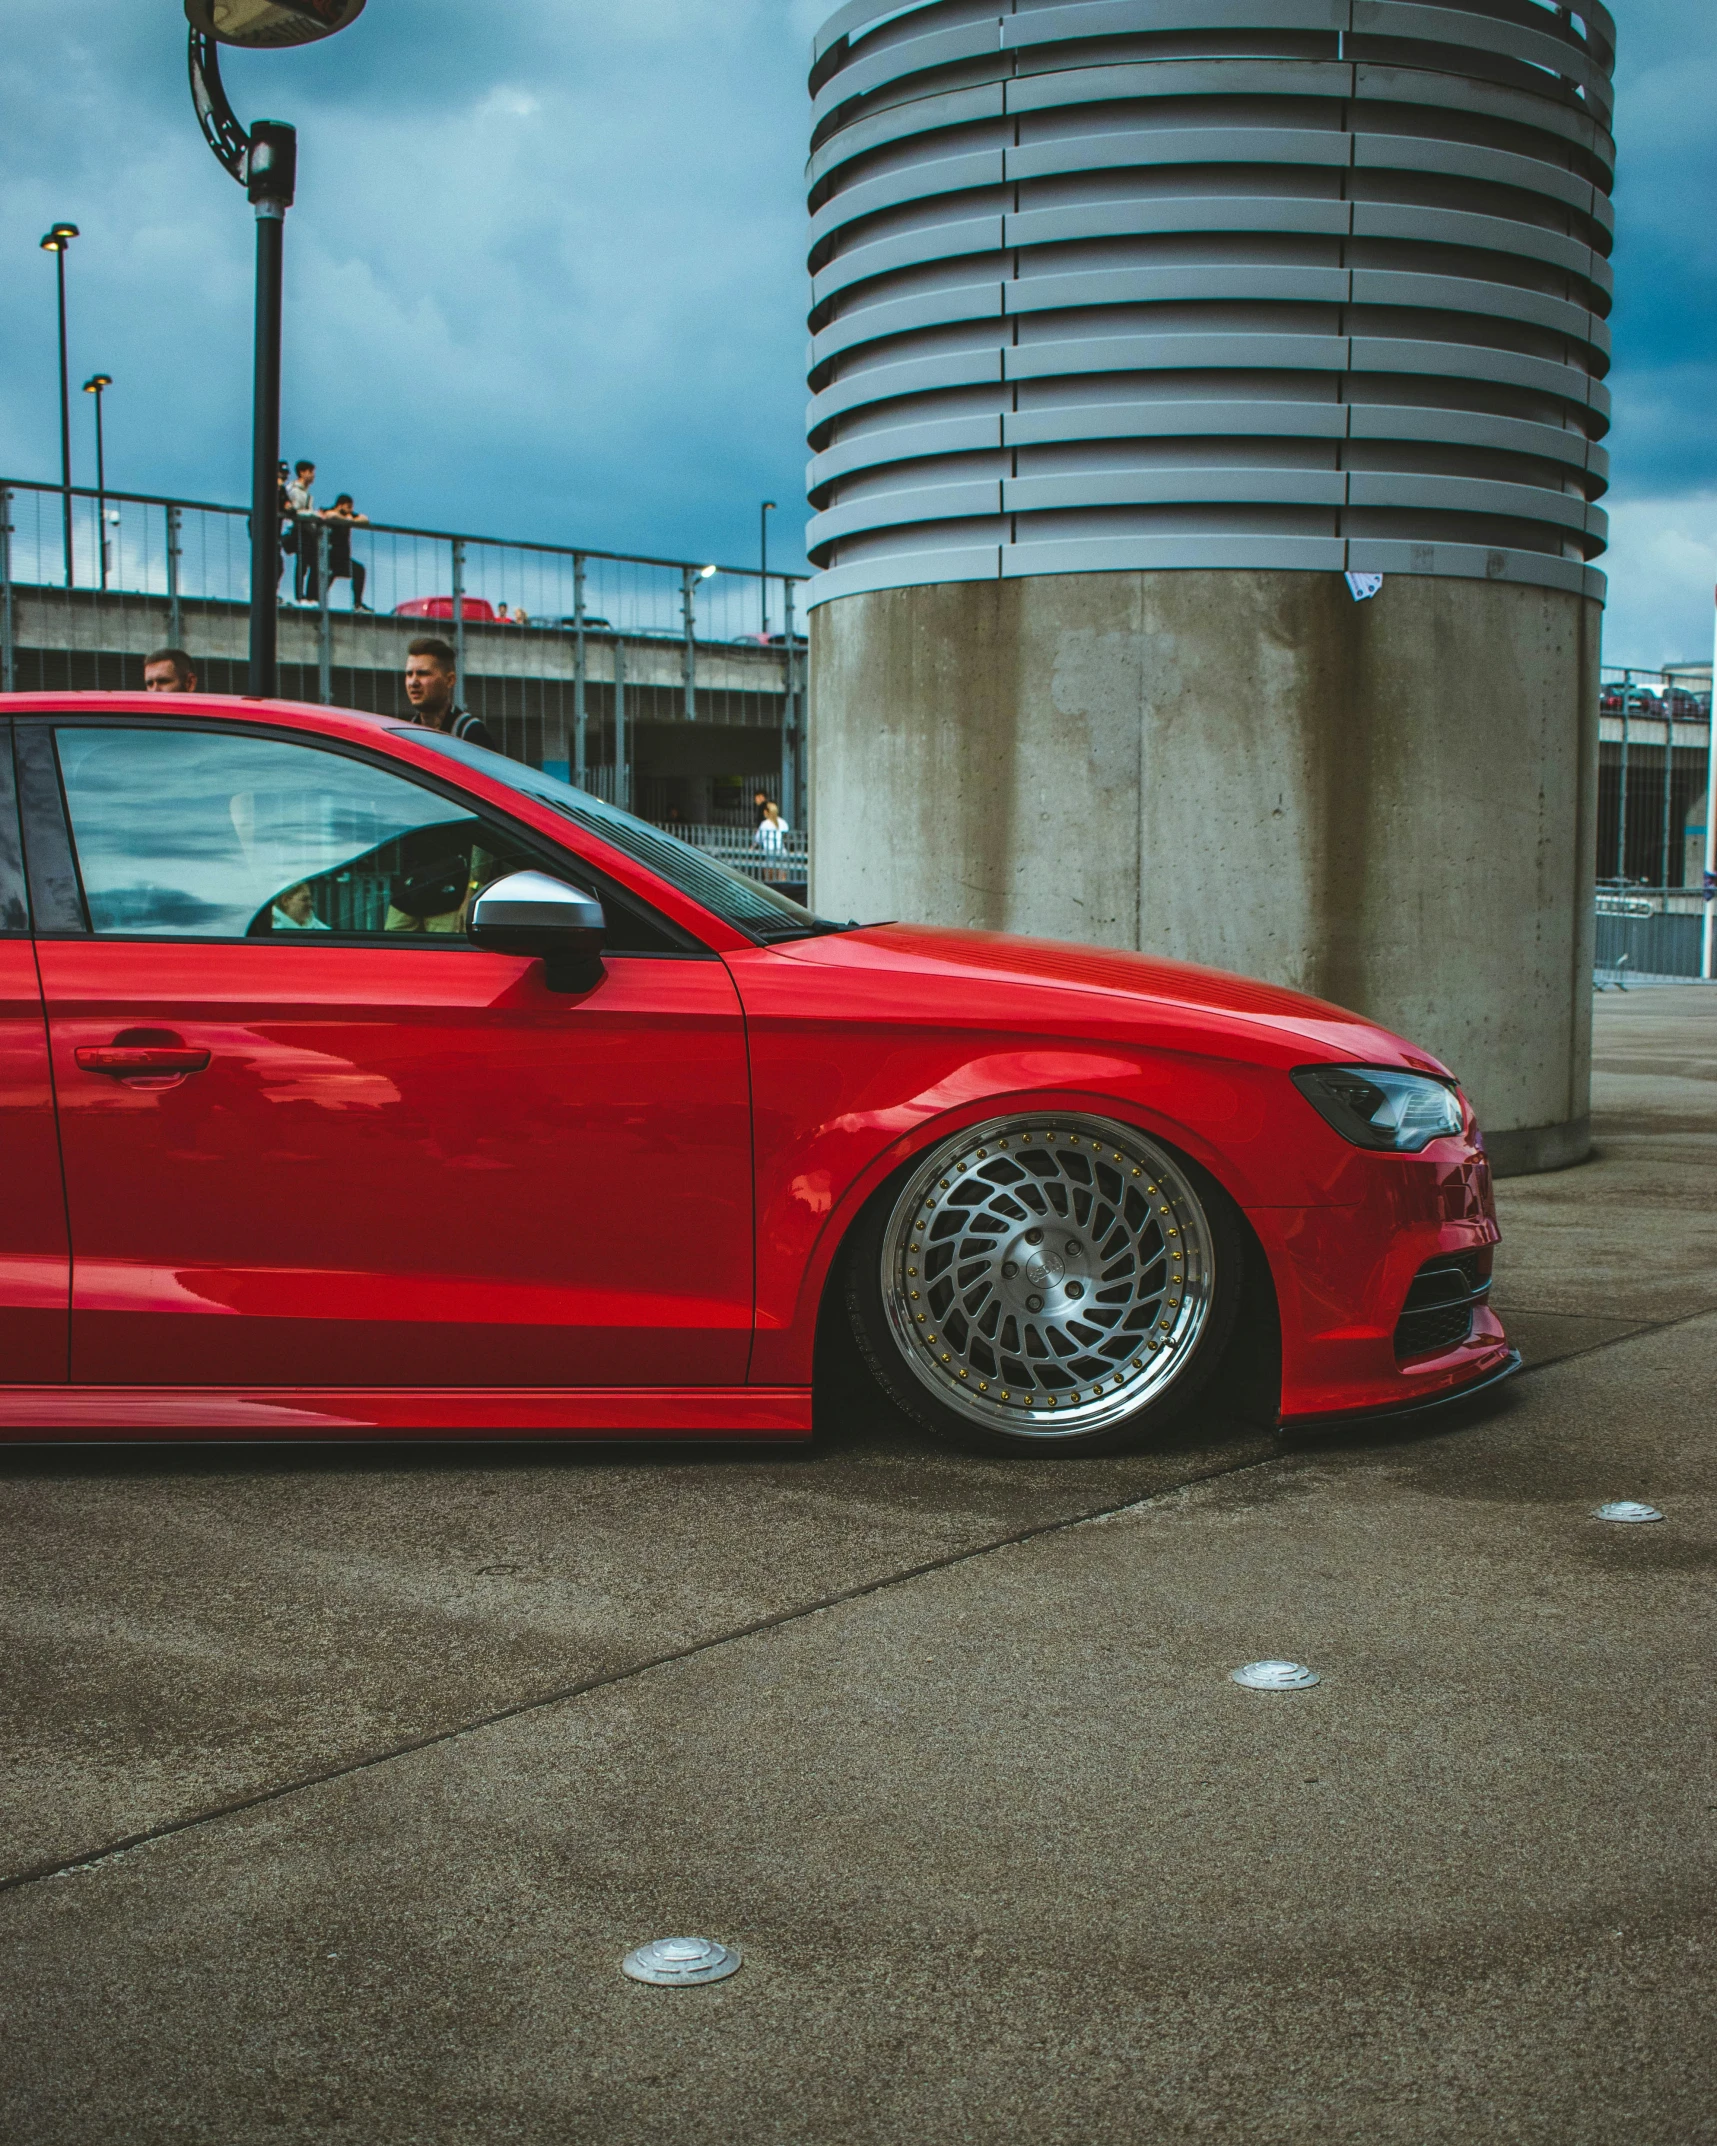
left=731, top=975, right=1310, bottom=1387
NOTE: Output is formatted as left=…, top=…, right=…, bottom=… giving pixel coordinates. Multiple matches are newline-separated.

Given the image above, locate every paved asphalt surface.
left=2, top=987, right=1713, bottom=2144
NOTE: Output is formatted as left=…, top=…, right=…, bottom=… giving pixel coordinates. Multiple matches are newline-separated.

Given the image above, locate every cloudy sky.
left=1, top=0, right=1713, bottom=664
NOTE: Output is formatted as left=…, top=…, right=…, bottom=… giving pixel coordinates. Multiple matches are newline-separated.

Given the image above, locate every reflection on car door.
left=25, top=718, right=753, bottom=1390
left=0, top=722, right=69, bottom=1382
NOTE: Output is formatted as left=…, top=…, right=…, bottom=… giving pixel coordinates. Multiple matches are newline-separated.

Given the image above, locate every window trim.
left=15, top=719, right=88, bottom=935
left=26, top=712, right=714, bottom=958
left=0, top=723, right=30, bottom=937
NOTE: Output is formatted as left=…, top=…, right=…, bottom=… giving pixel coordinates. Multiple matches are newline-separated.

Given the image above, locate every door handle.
left=75, top=1044, right=212, bottom=1078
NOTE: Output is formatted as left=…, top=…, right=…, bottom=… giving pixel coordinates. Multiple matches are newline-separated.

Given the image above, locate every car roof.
left=10, top=690, right=399, bottom=742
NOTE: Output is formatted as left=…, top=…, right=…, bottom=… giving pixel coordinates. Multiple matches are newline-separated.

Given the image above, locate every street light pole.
left=760, top=499, right=775, bottom=635
left=183, top=1, right=365, bottom=698
left=246, top=122, right=295, bottom=696
left=39, top=225, right=79, bottom=589
left=82, top=374, right=112, bottom=591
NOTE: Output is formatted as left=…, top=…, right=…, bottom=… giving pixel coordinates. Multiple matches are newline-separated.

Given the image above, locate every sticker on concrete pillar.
left=1344, top=571, right=1383, bottom=602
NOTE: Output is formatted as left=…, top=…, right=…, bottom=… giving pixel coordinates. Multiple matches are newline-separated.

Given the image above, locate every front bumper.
left=1250, top=1137, right=1514, bottom=1421
left=1279, top=1346, right=1522, bottom=1436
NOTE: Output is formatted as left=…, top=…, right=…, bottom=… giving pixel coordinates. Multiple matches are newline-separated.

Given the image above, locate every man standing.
left=285, top=460, right=317, bottom=601
left=403, top=637, right=494, bottom=750
left=143, top=648, right=198, bottom=692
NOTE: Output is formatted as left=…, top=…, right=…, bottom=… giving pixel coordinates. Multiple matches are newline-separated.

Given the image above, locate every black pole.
left=91, top=385, right=107, bottom=591
left=55, top=249, right=73, bottom=589
left=250, top=205, right=285, bottom=694
left=244, top=120, right=295, bottom=698
left=760, top=499, right=774, bottom=635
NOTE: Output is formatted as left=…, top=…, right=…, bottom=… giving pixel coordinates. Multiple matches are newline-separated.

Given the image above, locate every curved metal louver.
left=804, top=0, right=1614, bottom=608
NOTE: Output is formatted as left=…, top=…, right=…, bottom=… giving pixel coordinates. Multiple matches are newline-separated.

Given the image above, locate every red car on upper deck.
left=0, top=692, right=1514, bottom=1449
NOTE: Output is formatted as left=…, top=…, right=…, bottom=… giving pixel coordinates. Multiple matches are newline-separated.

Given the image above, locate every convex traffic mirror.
left=184, top=0, right=366, bottom=48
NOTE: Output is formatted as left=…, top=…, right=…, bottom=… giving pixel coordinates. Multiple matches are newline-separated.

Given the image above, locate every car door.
left=21, top=714, right=753, bottom=1390
left=0, top=720, right=70, bottom=1384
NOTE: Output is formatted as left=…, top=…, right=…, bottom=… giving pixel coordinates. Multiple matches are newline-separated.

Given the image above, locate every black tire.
left=844, top=1112, right=1244, bottom=1456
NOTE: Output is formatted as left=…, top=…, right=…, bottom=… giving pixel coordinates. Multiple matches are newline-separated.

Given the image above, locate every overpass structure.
left=0, top=478, right=807, bottom=833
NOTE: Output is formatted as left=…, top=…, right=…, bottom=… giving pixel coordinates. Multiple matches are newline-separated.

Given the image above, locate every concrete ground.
left=2, top=986, right=1713, bottom=2145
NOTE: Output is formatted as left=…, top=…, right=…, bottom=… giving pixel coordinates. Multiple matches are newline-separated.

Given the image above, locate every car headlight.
left=1291, top=1064, right=1465, bottom=1153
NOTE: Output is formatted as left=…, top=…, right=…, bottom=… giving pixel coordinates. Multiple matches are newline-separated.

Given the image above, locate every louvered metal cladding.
left=804, top=0, right=1615, bottom=609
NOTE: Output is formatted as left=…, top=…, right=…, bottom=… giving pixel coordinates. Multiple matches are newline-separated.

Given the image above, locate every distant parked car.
left=557, top=615, right=612, bottom=630
left=393, top=596, right=497, bottom=622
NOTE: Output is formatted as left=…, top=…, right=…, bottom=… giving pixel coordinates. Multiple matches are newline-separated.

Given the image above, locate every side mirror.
left=470, top=871, right=605, bottom=990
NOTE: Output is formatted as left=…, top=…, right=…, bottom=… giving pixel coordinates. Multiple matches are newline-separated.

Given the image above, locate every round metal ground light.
left=621, top=1938, right=742, bottom=1986
left=1231, top=1661, right=1321, bottom=1690
left=879, top=1113, right=1217, bottom=1438
left=1593, top=1500, right=1664, bottom=1524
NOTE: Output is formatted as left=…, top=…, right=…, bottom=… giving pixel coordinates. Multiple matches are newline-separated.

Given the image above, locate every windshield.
left=390, top=729, right=832, bottom=942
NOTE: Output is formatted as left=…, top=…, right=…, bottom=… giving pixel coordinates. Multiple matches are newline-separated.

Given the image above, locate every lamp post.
left=682, top=561, right=717, bottom=723
left=760, top=499, right=775, bottom=635
left=82, top=374, right=112, bottom=590
left=39, top=224, right=79, bottom=589
left=183, top=0, right=366, bottom=697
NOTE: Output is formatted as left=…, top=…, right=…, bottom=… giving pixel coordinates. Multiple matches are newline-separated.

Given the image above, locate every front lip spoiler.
left=1277, top=1347, right=1523, bottom=1437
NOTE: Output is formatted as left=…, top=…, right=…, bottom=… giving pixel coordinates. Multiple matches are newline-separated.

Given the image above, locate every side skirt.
left=0, top=1386, right=814, bottom=1440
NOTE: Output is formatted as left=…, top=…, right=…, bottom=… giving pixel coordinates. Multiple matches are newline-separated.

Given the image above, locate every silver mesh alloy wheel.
left=878, top=1114, right=1217, bottom=1439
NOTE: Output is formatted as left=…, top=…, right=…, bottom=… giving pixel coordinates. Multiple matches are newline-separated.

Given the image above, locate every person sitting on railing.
left=319, top=494, right=370, bottom=611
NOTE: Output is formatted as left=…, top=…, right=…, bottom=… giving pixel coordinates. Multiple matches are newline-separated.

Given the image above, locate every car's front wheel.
left=846, top=1112, right=1241, bottom=1454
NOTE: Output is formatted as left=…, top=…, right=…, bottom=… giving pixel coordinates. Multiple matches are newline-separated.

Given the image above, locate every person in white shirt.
left=756, top=800, right=790, bottom=856
left=271, top=882, right=330, bottom=931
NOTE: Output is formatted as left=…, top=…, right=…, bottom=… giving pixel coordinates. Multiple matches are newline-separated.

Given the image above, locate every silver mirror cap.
left=471, top=871, right=604, bottom=936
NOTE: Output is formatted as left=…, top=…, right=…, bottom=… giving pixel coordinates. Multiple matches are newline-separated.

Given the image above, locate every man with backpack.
left=403, top=637, right=494, bottom=751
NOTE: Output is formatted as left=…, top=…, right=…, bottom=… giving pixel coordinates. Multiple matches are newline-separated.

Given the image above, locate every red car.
left=392, top=596, right=497, bottom=622
left=0, top=694, right=1513, bottom=1450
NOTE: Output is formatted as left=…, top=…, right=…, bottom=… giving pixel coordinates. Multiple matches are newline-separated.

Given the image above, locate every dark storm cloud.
left=0, top=2, right=1712, bottom=660
left=1585, top=0, right=1717, bottom=661
left=0, top=1, right=821, bottom=573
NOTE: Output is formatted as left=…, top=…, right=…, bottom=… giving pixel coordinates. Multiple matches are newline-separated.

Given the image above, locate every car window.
left=392, top=728, right=838, bottom=942
left=53, top=725, right=682, bottom=948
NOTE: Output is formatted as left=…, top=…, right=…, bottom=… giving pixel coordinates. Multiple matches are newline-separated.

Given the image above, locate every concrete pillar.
left=811, top=570, right=1599, bottom=1173
left=803, top=0, right=1615, bottom=1173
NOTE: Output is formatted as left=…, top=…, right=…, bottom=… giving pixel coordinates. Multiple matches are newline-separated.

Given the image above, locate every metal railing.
left=0, top=474, right=809, bottom=837
left=666, top=821, right=808, bottom=888
left=1596, top=666, right=1715, bottom=983
left=1598, top=666, right=1711, bottom=895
